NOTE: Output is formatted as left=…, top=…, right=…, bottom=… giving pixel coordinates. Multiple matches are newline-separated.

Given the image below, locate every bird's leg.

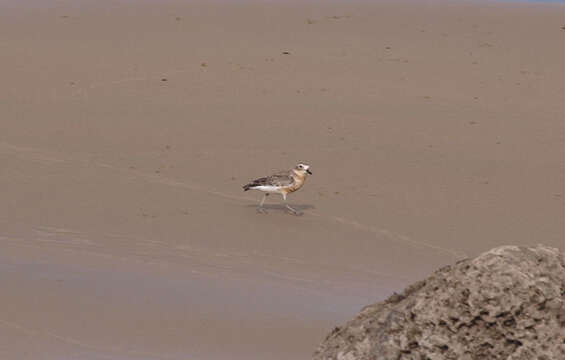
left=257, top=193, right=269, bottom=214
left=282, top=193, right=302, bottom=216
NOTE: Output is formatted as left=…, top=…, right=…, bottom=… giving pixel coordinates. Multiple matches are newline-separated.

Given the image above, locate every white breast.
left=253, top=185, right=285, bottom=193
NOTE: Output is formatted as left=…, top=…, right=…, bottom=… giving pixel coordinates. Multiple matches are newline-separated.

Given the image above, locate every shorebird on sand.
left=243, top=163, right=312, bottom=215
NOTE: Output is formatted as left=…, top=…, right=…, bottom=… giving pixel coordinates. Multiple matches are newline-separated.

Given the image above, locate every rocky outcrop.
left=313, top=245, right=565, bottom=360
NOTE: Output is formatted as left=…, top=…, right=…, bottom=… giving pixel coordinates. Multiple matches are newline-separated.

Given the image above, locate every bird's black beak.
left=307, top=169, right=312, bottom=175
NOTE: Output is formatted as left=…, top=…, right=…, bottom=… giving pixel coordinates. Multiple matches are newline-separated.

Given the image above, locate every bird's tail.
left=243, top=184, right=252, bottom=191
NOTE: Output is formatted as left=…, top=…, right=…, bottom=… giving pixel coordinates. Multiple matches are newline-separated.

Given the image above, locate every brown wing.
left=243, top=171, right=294, bottom=191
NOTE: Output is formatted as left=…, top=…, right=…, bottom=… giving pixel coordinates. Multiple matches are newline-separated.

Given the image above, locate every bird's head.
left=294, top=163, right=312, bottom=176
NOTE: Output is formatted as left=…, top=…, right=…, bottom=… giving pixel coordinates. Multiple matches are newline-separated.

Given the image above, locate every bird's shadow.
left=245, top=203, right=315, bottom=213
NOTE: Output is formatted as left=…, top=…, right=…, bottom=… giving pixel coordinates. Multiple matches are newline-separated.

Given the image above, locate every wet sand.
left=1, top=0, right=565, bottom=359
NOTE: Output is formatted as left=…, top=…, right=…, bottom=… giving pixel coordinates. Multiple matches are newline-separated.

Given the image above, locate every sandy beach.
left=1, top=0, right=565, bottom=359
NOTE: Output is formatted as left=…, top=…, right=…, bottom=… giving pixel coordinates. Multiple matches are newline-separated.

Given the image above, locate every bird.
left=243, top=163, right=312, bottom=215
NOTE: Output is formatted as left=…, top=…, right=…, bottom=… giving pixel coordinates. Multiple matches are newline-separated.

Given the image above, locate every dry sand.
left=1, top=0, right=564, bottom=359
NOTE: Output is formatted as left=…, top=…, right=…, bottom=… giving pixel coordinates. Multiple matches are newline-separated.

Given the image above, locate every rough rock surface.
left=313, top=245, right=565, bottom=360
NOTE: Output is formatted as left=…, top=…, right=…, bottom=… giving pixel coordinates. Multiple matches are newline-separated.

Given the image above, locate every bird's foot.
left=285, top=206, right=303, bottom=216
left=256, top=207, right=268, bottom=214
